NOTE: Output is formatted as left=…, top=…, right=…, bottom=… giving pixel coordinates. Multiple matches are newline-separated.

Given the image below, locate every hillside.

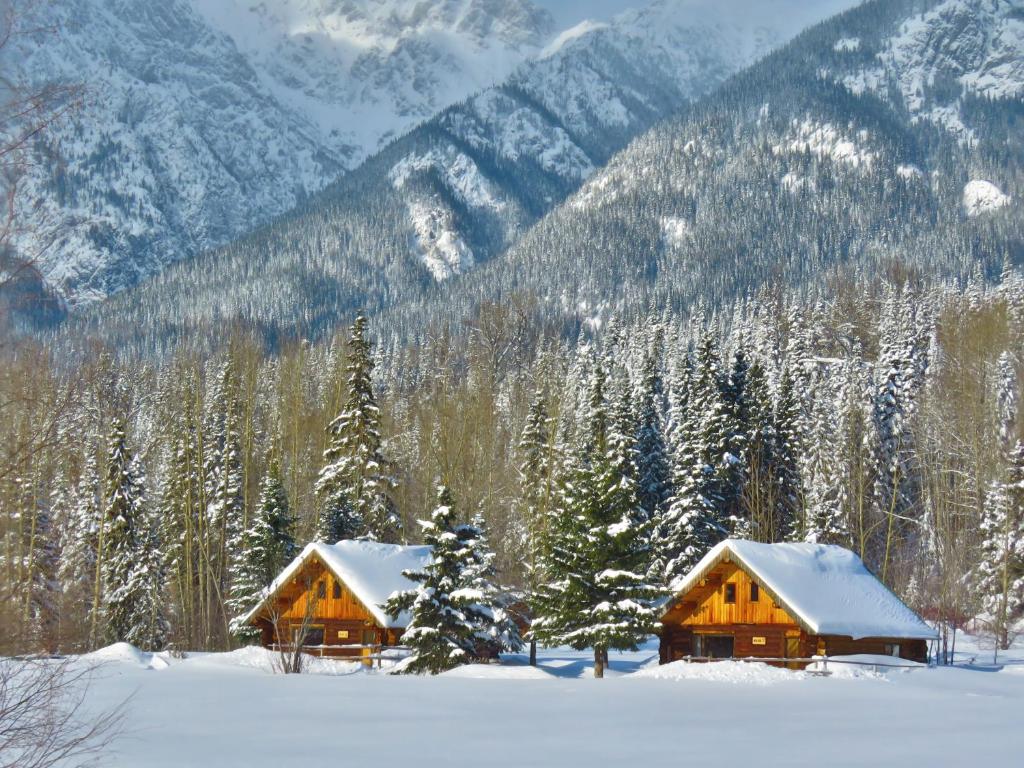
left=55, top=0, right=853, bottom=354
left=379, top=0, right=1023, bottom=337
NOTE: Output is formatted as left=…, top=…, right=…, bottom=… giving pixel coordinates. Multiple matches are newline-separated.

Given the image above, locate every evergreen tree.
left=720, top=345, right=751, bottom=535
left=531, top=364, right=660, bottom=678
left=458, top=511, right=524, bottom=658
left=975, top=353, right=1024, bottom=653
left=228, top=461, right=297, bottom=641
left=659, top=360, right=721, bottom=585
left=102, top=418, right=168, bottom=650
left=773, top=367, right=803, bottom=542
left=634, top=343, right=672, bottom=521
left=385, top=487, right=489, bottom=674
left=315, top=315, right=400, bottom=543
left=516, top=388, right=556, bottom=664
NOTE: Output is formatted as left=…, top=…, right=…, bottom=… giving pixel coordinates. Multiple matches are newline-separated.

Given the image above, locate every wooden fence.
left=269, top=643, right=410, bottom=668
left=676, top=655, right=928, bottom=675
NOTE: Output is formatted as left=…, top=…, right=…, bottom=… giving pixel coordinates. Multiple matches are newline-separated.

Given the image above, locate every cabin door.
left=785, top=637, right=801, bottom=669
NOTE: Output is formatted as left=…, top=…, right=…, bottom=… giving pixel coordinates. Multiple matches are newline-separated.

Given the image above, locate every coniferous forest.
left=2, top=270, right=1022, bottom=663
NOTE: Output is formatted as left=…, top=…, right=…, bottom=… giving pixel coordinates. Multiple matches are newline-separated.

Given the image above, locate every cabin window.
left=750, top=583, right=760, bottom=602
left=316, top=581, right=326, bottom=599
left=884, top=643, right=900, bottom=657
left=724, top=583, right=736, bottom=604
left=292, top=624, right=324, bottom=647
left=333, top=582, right=342, bottom=599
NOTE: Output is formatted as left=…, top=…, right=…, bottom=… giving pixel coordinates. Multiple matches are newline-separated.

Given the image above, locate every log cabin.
left=659, top=540, right=937, bottom=667
left=242, top=540, right=432, bottom=659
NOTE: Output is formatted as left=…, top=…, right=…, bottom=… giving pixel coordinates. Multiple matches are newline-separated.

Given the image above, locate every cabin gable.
left=663, top=561, right=799, bottom=628
left=270, top=555, right=378, bottom=625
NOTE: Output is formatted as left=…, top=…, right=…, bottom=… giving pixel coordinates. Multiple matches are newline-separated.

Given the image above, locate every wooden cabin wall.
left=658, top=559, right=931, bottom=665
left=255, top=556, right=404, bottom=657
left=662, top=562, right=796, bottom=627
left=275, top=557, right=375, bottom=623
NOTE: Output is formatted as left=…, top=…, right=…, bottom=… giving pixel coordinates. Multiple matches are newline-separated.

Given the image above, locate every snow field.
left=62, top=638, right=1024, bottom=767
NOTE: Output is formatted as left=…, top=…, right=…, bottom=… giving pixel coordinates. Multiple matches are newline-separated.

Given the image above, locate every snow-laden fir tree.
left=457, top=511, right=524, bottom=659
left=315, top=315, right=400, bottom=543
left=385, top=486, right=503, bottom=674
left=531, top=364, right=660, bottom=678
left=974, top=352, right=1024, bottom=653
left=228, top=459, right=297, bottom=642
left=204, top=362, right=245, bottom=607
left=516, top=388, right=557, bottom=665
left=739, top=358, right=780, bottom=542
left=803, top=376, right=849, bottom=545
left=102, top=418, right=168, bottom=650
left=634, top=340, right=672, bottom=522
left=658, top=352, right=721, bottom=585
left=720, top=345, right=751, bottom=535
left=772, top=366, right=803, bottom=542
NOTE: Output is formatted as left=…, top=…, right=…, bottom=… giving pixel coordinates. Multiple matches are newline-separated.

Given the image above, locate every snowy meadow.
left=72, top=638, right=1023, bottom=767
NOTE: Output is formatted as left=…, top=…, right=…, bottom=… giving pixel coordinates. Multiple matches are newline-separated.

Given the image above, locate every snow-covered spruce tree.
left=228, top=460, right=297, bottom=642
left=515, top=388, right=556, bottom=665
left=531, top=364, right=660, bottom=678
left=315, top=315, right=400, bottom=543
left=739, top=358, right=780, bottom=543
left=974, top=353, right=1024, bottom=653
left=634, top=341, right=672, bottom=522
left=458, top=511, right=524, bottom=658
left=102, top=418, right=168, bottom=650
left=803, top=377, right=849, bottom=545
left=386, top=487, right=496, bottom=674
left=204, top=362, right=245, bottom=590
left=658, top=350, right=722, bottom=586
left=772, top=367, right=803, bottom=543
left=720, top=345, right=751, bottom=536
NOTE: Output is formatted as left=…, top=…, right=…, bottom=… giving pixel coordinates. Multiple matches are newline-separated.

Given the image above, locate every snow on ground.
left=56, top=634, right=1024, bottom=767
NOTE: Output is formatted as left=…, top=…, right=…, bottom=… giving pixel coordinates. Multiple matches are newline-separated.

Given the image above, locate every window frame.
left=750, top=582, right=760, bottom=602
left=333, top=581, right=342, bottom=600
left=724, top=583, right=737, bottom=604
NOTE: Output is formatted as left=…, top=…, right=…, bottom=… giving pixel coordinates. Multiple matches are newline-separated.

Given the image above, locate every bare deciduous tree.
left=0, top=656, right=125, bottom=768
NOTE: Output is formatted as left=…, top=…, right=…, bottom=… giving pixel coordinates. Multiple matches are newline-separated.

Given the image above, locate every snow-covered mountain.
left=58, top=0, right=859, bottom=350
left=409, top=0, right=1022, bottom=334
left=7, top=0, right=555, bottom=305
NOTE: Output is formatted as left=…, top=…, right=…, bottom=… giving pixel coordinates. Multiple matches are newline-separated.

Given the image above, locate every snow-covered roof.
left=665, top=540, right=937, bottom=641
left=244, top=540, right=433, bottom=629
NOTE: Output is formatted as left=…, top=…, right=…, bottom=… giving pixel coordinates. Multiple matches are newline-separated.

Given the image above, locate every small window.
left=884, top=643, right=900, bottom=657
left=724, top=583, right=736, bottom=604
left=750, top=583, right=760, bottom=602
left=316, top=581, right=326, bottom=599
left=333, top=582, right=342, bottom=599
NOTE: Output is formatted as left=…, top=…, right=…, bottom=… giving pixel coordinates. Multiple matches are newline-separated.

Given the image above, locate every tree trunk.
left=593, top=647, right=604, bottom=679
left=529, top=639, right=537, bottom=667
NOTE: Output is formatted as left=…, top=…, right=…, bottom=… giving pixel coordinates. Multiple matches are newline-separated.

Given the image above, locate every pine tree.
left=975, top=353, right=1024, bottom=653
left=385, top=487, right=484, bottom=674
left=531, top=364, right=660, bottom=678
left=457, top=511, right=524, bottom=658
left=659, top=349, right=722, bottom=585
left=773, top=367, right=803, bottom=542
left=228, top=461, right=297, bottom=641
left=803, top=378, right=849, bottom=545
left=720, top=345, right=751, bottom=535
left=315, top=315, right=400, bottom=543
left=516, top=388, right=556, bottom=664
left=634, top=343, right=672, bottom=522
left=102, top=418, right=168, bottom=650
